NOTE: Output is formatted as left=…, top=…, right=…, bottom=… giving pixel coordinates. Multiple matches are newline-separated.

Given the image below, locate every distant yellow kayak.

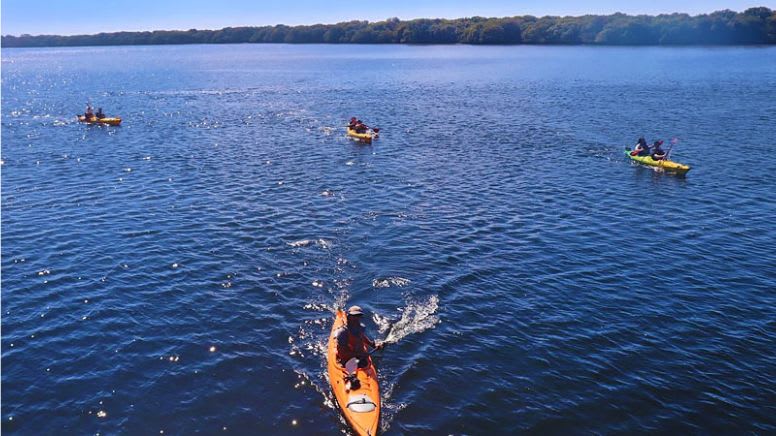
left=625, top=148, right=690, bottom=174
left=77, top=115, right=122, bottom=126
left=347, top=127, right=376, bottom=143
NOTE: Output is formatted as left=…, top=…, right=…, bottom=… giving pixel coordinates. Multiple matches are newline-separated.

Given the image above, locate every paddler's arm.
left=364, top=334, right=384, bottom=351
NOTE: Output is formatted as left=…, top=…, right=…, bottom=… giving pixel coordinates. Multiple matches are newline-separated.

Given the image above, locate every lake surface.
left=2, top=44, right=775, bottom=434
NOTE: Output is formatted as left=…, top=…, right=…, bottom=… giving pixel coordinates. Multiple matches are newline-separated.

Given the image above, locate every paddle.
left=666, top=138, right=679, bottom=160
left=343, top=341, right=383, bottom=375
left=368, top=341, right=385, bottom=355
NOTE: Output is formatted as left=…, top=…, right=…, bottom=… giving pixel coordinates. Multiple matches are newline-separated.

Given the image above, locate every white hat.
left=347, top=305, right=364, bottom=316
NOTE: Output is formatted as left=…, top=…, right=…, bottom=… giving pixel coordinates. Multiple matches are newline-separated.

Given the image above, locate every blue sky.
left=2, top=0, right=773, bottom=35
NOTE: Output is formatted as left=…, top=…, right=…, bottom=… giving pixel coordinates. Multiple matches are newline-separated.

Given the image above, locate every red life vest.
left=336, top=326, right=368, bottom=363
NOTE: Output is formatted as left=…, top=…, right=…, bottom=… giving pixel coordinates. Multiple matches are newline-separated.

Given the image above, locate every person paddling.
left=348, top=117, right=368, bottom=133
left=651, top=140, right=666, bottom=160
left=334, top=306, right=383, bottom=368
left=85, top=103, right=95, bottom=121
left=632, top=137, right=650, bottom=156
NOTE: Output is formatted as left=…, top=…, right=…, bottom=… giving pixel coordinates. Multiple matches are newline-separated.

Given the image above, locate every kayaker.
left=651, top=140, right=666, bottom=160
left=349, top=117, right=358, bottom=129
left=95, top=107, right=105, bottom=119
left=335, top=306, right=383, bottom=368
left=633, top=137, right=650, bottom=156
left=85, top=104, right=94, bottom=120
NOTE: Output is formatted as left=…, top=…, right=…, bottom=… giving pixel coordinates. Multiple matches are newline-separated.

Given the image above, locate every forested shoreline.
left=3, top=8, right=775, bottom=48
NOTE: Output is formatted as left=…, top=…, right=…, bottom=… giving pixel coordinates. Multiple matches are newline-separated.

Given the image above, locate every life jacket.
left=336, top=324, right=368, bottom=363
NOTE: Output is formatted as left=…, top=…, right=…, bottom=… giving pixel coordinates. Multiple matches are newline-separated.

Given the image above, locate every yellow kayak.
left=625, top=148, right=690, bottom=174
left=77, top=115, right=122, bottom=126
left=347, top=127, right=376, bottom=143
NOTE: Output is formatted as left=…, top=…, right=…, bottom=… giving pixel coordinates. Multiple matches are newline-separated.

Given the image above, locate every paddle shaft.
left=666, top=144, right=676, bottom=160
left=666, top=138, right=681, bottom=160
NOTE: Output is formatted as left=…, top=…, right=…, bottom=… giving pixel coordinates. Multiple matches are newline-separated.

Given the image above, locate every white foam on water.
left=287, top=239, right=313, bottom=247
left=374, top=295, right=440, bottom=345
left=316, top=239, right=332, bottom=249
left=380, top=396, right=407, bottom=434
left=303, top=302, right=332, bottom=312
left=287, top=239, right=332, bottom=249
left=372, top=277, right=411, bottom=288
left=372, top=296, right=439, bottom=433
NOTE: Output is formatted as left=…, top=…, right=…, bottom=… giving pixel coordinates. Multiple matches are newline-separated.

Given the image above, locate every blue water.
left=2, top=44, right=776, bottom=434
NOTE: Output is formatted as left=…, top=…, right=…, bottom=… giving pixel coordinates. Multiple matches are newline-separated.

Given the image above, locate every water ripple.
left=2, top=44, right=775, bottom=434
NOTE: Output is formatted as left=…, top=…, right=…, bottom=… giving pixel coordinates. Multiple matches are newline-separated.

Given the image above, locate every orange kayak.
left=327, top=310, right=380, bottom=436
left=77, top=115, right=122, bottom=126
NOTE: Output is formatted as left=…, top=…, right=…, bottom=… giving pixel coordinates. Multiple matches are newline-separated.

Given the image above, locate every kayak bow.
left=327, top=310, right=381, bottom=436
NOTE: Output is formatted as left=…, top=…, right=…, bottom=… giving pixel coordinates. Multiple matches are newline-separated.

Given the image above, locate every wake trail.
left=374, top=295, right=440, bottom=345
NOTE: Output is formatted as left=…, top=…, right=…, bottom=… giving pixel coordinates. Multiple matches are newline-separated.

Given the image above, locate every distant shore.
left=3, top=8, right=775, bottom=48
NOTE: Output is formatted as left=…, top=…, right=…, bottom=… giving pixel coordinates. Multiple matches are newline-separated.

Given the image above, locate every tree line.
left=3, top=8, right=775, bottom=48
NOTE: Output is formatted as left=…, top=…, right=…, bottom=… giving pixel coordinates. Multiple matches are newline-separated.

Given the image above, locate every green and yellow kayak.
left=78, top=115, right=122, bottom=126
left=625, top=148, right=690, bottom=174
left=347, top=127, right=376, bottom=143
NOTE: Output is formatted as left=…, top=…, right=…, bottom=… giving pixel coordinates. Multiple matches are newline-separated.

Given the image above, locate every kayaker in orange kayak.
left=334, top=306, right=383, bottom=368
left=328, top=307, right=382, bottom=436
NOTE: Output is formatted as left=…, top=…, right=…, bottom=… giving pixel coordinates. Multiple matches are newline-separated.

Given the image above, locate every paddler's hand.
left=375, top=341, right=385, bottom=351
